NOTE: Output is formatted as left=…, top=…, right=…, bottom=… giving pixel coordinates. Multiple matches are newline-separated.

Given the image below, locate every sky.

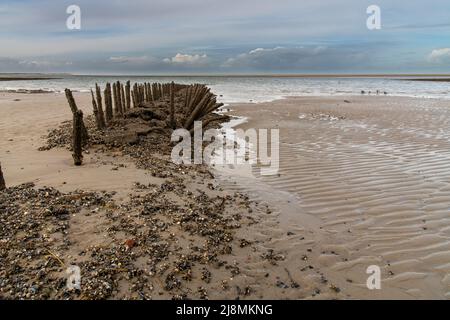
left=0, top=0, right=449, bottom=74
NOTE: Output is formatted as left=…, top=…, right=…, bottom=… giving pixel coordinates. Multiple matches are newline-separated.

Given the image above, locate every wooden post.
left=72, top=110, right=84, bottom=166
left=113, top=83, right=119, bottom=116
left=125, top=81, right=131, bottom=109
left=90, top=89, right=101, bottom=130
left=184, top=92, right=213, bottom=130
left=65, top=89, right=89, bottom=143
left=184, top=86, right=192, bottom=114
left=120, top=83, right=126, bottom=113
left=116, top=81, right=123, bottom=116
left=149, top=83, right=154, bottom=102
left=140, top=85, right=145, bottom=104
left=0, top=162, right=5, bottom=191
left=131, top=89, right=136, bottom=108
left=144, top=83, right=149, bottom=102
left=104, top=83, right=113, bottom=124
left=170, top=81, right=175, bottom=129
left=95, top=84, right=106, bottom=128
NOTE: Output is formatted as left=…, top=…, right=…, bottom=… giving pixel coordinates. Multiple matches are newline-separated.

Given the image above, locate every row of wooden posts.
left=66, top=81, right=223, bottom=166
left=88, top=81, right=190, bottom=131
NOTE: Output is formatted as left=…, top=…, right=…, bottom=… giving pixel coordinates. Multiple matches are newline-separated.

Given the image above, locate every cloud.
left=428, top=48, right=450, bottom=63
left=18, top=60, right=72, bottom=68
left=222, top=46, right=365, bottom=71
left=0, top=57, right=73, bottom=72
left=163, top=53, right=209, bottom=66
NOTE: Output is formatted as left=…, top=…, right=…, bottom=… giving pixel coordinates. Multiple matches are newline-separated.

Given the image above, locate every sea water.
left=1, top=75, right=450, bottom=104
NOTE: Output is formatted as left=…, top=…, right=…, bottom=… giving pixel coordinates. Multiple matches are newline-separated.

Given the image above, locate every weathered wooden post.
left=148, top=83, right=153, bottom=103
left=170, top=81, right=176, bottom=129
left=120, top=83, right=126, bottom=113
left=72, top=110, right=84, bottom=166
left=90, top=89, right=101, bottom=130
left=139, top=84, right=145, bottom=104
left=132, top=83, right=138, bottom=107
left=65, top=89, right=89, bottom=143
left=104, top=83, right=113, bottom=124
left=184, top=85, right=192, bottom=114
left=125, top=81, right=131, bottom=109
left=113, top=83, right=119, bottom=116
left=95, top=84, right=106, bottom=128
left=0, top=162, right=6, bottom=191
left=144, top=83, right=149, bottom=102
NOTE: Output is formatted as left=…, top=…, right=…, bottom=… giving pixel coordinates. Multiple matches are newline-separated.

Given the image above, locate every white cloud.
left=164, top=53, right=209, bottom=65
left=223, top=46, right=333, bottom=70
left=428, top=48, right=450, bottom=63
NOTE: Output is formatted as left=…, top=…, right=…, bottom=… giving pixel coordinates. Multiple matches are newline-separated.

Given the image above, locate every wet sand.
left=221, top=96, right=450, bottom=299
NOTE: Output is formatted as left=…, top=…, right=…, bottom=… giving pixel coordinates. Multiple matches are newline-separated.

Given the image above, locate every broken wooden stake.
left=91, top=89, right=101, bottom=130
left=104, top=83, right=113, bottom=125
left=169, top=82, right=176, bottom=128
left=64, top=88, right=89, bottom=143
left=72, top=110, right=84, bottom=166
left=125, top=81, right=131, bottom=109
left=95, top=84, right=106, bottom=128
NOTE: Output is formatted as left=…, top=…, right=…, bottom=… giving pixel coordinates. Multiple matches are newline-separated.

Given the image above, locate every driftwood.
left=0, top=162, right=5, bottom=191
left=72, top=110, right=84, bottom=166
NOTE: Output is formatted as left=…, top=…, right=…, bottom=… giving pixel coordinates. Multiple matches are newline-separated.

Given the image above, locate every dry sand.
left=220, top=95, right=450, bottom=299
left=0, top=92, right=342, bottom=299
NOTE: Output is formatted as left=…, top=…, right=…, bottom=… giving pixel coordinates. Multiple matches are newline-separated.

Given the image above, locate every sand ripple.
left=220, top=96, right=450, bottom=299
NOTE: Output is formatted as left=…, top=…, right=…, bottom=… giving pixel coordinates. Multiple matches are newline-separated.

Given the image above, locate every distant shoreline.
left=0, top=77, right=61, bottom=81
left=400, top=78, right=450, bottom=82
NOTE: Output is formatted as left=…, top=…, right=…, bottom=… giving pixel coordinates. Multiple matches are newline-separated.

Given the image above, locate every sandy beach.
left=222, top=95, right=450, bottom=299
left=1, top=91, right=450, bottom=299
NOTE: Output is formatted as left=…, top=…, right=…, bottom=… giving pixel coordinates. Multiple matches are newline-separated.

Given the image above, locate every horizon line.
left=3, top=72, right=450, bottom=78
